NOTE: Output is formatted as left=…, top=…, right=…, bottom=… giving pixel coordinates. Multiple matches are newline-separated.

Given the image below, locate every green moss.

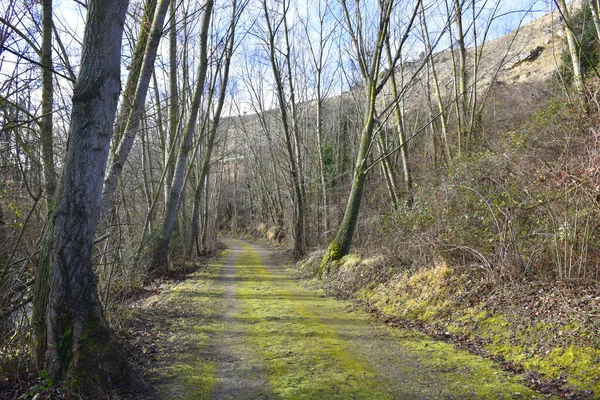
left=388, top=329, right=539, bottom=398
left=340, top=254, right=362, bottom=269
left=149, top=255, right=228, bottom=399
left=522, top=345, right=600, bottom=391
left=234, top=242, right=387, bottom=399
left=234, top=241, right=541, bottom=399
left=356, top=263, right=600, bottom=395
left=320, top=242, right=344, bottom=277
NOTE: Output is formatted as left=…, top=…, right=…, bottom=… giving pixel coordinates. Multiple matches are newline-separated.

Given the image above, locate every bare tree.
left=112, top=0, right=159, bottom=147
left=321, top=0, right=420, bottom=268
left=300, top=0, right=337, bottom=240
left=589, top=0, right=600, bottom=41
left=31, top=0, right=149, bottom=395
left=556, top=0, right=585, bottom=98
left=149, top=0, right=214, bottom=275
left=166, top=0, right=179, bottom=205
left=40, top=0, right=56, bottom=202
left=189, top=0, right=239, bottom=256
left=100, top=0, right=171, bottom=217
left=261, top=0, right=307, bottom=257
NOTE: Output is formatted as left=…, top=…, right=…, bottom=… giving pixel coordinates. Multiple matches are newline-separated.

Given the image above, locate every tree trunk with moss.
left=31, top=0, right=149, bottom=396
left=321, top=0, right=389, bottom=271
left=321, top=98, right=376, bottom=272
left=321, top=0, right=419, bottom=272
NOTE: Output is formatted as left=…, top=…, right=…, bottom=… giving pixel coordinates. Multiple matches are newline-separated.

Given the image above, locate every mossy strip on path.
left=147, top=252, right=230, bottom=399
left=233, top=241, right=388, bottom=399
left=232, top=241, right=542, bottom=399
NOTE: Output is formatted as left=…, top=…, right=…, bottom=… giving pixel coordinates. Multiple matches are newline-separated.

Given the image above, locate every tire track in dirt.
left=210, top=240, right=272, bottom=399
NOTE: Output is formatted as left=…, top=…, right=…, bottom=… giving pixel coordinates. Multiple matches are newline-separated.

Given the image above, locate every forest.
left=2, top=0, right=600, bottom=398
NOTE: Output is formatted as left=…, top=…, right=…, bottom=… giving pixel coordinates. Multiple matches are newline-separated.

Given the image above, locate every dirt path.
left=145, top=238, right=545, bottom=399
left=210, top=240, right=271, bottom=399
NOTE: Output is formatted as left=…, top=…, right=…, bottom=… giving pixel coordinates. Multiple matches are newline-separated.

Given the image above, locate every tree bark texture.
left=31, top=0, right=148, bottom=396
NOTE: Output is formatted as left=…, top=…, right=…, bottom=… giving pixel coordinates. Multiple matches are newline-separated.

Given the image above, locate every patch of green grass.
left=235, top=241, right=540, bottom=399
left=149, top=252, right=230, bottom=399
left=358, top=263, right=600, bottom=395
left=234, top=242, right=389, bottom=399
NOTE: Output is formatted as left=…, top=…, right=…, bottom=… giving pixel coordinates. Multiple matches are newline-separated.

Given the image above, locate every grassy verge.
left=307, top=252, right=598, bottom=397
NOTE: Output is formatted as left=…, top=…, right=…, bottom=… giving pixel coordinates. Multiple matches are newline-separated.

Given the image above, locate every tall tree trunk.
left=301, top=0, right=332, bottom=242
left=189, top=171, right=203, bottom=257
left=149, top=0, right=213, bottom=275
left=376, top=129, right=400, bottom=209
left=0, top=202, right=7, bottom=279
left=31, top=0, right=148, bottom=395
left=166, top=0, right=178, bottom=204
left=188, top=0, right=237, bottom=256
left=200, top=163, right=210, bottom=252
left=262, top=0, right=306, bottom=257
left=111, top=0, right=158, bottom=148
left=100, top=0, right=171, bottom=218
left=316, top=97, right=329, bottom=239
left=590, top=0, right=600, bottom=42
left=421, top=1, right=451, bottom=163
left=141, top=115, right=154, bottom=232
left=41, top=0, right=56, bottom=202
left=556, top=0, right=585, bottom=99
left=321, top=0, right=389, bottom=268
left=454, top=0, right=468, bottom=140
left=282, top=4, right=307, bottom=255
left=385, top=37, right=413, bottom=206
left=321, top=0, right=419, bottom=269
left=321, top=93, right=377, bottom=270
